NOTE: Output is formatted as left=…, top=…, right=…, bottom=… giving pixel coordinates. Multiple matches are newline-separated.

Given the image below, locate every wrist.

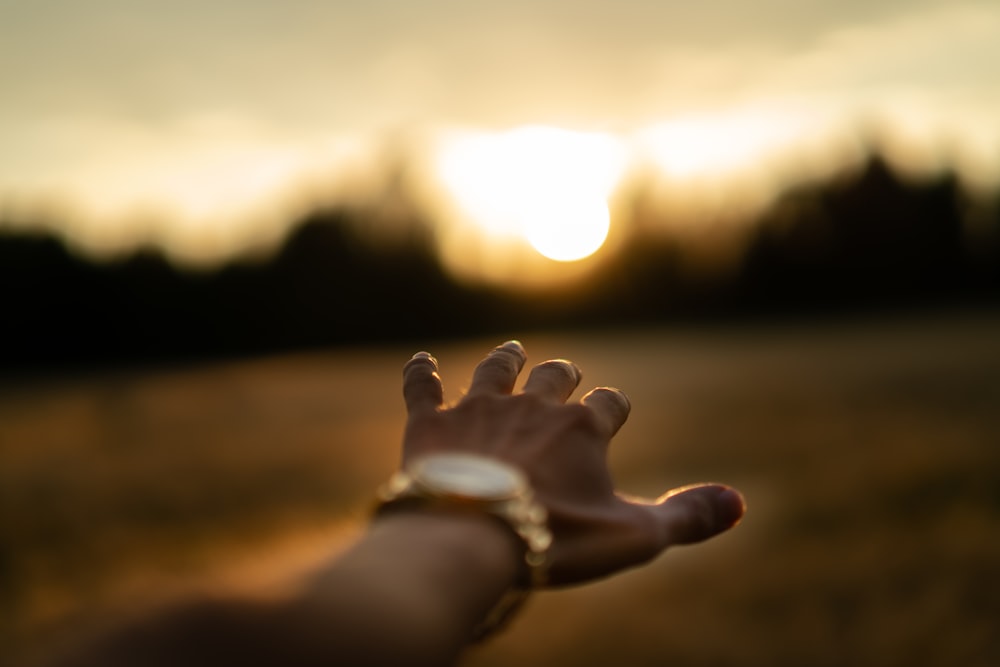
left=375, top=453, right=552, bottom=588
left=371, top=508, right=523, bottom=590
left=366, top=509, right=523, bottom=635
left=371, top=453, right=553, bottom=640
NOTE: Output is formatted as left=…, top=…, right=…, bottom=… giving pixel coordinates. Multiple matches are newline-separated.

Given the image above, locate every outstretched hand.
left=401, top=340, right=745, bottom=586
left=39, top=340, right=746, bottom=667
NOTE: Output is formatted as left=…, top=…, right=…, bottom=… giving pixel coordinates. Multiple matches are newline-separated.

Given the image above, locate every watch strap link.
left=375, top=471, right=552, bottom=588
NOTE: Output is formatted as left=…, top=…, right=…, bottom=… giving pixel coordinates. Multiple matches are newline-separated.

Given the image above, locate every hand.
left=401, top=340, right=745, bottom=586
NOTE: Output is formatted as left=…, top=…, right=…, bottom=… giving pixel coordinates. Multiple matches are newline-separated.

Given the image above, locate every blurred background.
left=2, top=0, right=999, bottom=665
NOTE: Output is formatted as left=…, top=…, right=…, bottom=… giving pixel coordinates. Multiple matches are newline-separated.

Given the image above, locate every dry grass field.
left=2, top=310, right=999, bottom=666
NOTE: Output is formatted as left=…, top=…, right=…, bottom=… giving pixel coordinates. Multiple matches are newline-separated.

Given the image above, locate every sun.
left=435, top=126, right=624, bottom=262
left=520, top=194, right=610, bottom=262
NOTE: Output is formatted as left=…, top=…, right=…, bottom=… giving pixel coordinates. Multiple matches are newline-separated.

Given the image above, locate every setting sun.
left=434, top=126, right=624, bottom=263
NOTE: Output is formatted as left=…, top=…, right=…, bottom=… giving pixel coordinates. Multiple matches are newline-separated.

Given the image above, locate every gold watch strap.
left=374, top=467, right=552, bottom=588
left=374, top=459, right=553, bottom=640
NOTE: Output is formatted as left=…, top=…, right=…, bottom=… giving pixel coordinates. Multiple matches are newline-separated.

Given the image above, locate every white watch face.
left=412, top=453, right=525, bottom=501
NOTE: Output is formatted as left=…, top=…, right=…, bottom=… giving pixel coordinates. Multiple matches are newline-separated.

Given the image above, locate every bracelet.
left=373, top=453, right=554, bottom=639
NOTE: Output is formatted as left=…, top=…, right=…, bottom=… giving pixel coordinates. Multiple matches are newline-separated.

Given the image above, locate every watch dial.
left=415, top=454, right=524, bottom=500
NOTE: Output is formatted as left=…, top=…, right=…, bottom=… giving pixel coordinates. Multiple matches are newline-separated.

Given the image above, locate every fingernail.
left=410, top=351, right=437, bottom=365
left=608, top=386, right=628, bottom=410
left=549, top=358, right=581, bottom=383
left=717, top=487, right=746, bottom=526
left=497, top=340, right=526, bottom=358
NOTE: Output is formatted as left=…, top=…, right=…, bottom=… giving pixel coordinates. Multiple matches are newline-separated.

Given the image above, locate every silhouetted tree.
left=739, top=155, right=974, bottom=312
left=1, top=149, right=997, bottom=374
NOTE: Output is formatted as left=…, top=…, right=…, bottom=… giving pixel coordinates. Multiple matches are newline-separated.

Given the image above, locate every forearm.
left=51, top=511, right=521, bottom=667
left=298, top=510, right=522, bottom=665
left=42, top=340, right=745, bottom=667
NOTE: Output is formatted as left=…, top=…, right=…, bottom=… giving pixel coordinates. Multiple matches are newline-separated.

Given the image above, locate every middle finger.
left=521, top=359, right=582, bottom=403
left=466, top=340, right=528, bottom=396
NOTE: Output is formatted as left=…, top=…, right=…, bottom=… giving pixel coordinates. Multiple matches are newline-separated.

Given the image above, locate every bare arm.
left=44, top=341, right=744, bottom=667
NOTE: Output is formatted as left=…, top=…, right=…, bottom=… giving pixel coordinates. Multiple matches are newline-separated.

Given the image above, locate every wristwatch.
left=374, top=452, right=553, bottom=638
left=375, top=452, right=552, bottom=587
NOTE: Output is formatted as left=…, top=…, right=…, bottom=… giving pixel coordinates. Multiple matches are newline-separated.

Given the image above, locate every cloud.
left=1, top=0, right=998, bottom=263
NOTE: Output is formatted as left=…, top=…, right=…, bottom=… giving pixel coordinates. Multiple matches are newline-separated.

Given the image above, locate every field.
left=2, top=310, right=999, bottom=666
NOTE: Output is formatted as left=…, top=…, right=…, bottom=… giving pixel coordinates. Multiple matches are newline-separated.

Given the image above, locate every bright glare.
left=636, top=111, right=812, bottom=178
left=435, top=126, right=624, bottom=262
left=521, top=195, right=610, bottom=262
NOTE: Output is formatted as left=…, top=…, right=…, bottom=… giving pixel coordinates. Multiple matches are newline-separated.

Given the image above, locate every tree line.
left=2, top=152, right=997, bottom=374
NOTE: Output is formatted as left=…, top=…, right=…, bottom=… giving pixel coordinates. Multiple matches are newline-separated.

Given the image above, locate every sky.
left=2, top=0, right=999, bottom=280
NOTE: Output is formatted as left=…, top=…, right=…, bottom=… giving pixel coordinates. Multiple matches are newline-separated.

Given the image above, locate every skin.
left=39, top=340, right=745, bottom=667
left=401, top=341, right=746, bottom=586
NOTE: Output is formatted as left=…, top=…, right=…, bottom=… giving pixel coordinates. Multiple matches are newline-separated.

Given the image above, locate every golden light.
left=434, top=126, right=624, bottom=264
left=636, top=110, right=812, bottom=179
left=627, top=109, right=832, bottom=243
left=520, top=194, right=610, bottom=262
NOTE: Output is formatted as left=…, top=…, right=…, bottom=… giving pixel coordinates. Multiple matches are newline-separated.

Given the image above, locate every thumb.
left=651, top=484, right=746, bottom=547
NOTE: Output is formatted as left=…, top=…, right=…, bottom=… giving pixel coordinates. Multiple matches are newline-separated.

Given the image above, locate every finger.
left=649, top=484, right=746, bottom=547
left=402, top=351, right=444, bottom=416
left=580, top=387, right=631, bottom=437
left=466, top=340, right=527, bottom=397
left=521, top=359, right=582, bottom=403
